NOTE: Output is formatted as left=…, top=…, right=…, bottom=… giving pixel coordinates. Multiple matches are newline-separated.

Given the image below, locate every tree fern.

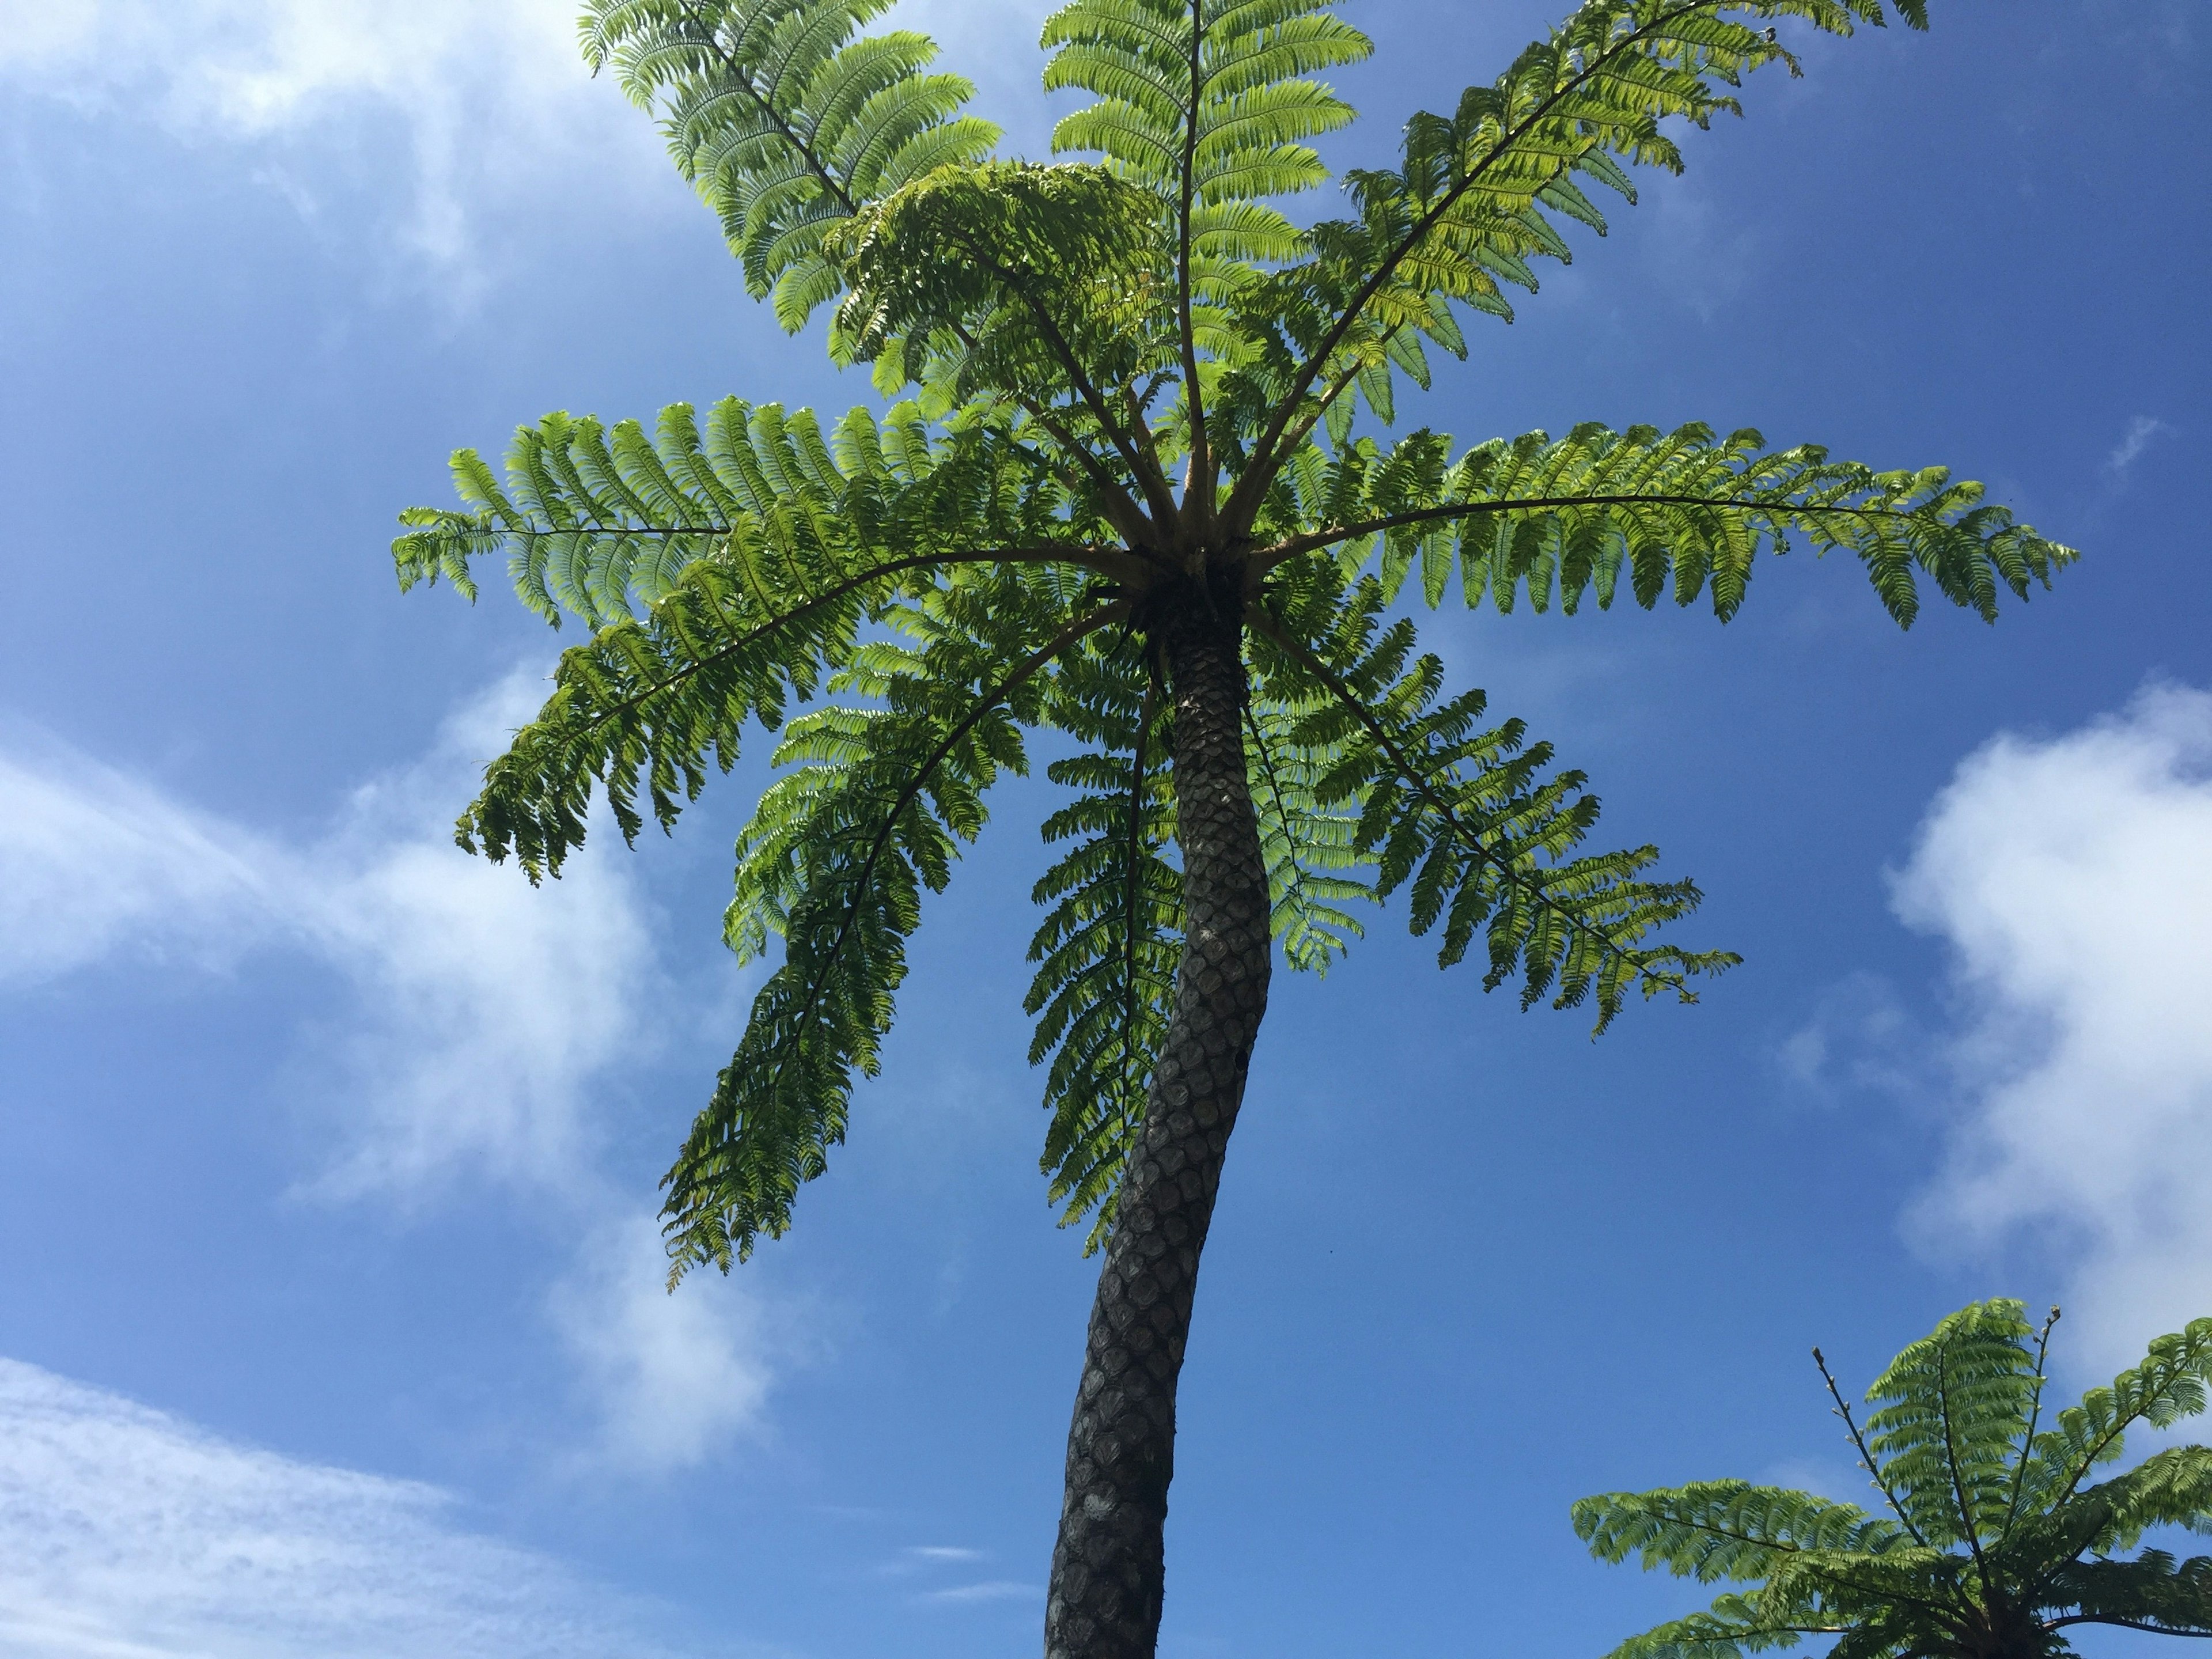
left=393, top=3, right=2080, bottom=1650
left=1579, top=1303, right=2212, bottom=1659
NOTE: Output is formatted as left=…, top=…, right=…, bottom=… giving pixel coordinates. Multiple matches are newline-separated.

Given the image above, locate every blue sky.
left=1, top=1, right=2208, bottom=1655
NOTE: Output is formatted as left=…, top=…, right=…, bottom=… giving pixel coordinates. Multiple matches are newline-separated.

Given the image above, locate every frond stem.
left=1999, top=1306, right=2062, bottom=1547
left=1813, top=1345, right=1931, bottom=1548
left=1255, top=494, right=1971, bottom=573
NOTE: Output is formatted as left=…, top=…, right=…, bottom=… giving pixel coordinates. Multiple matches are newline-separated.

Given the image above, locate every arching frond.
left=2044, top=1552, right=2212, bottom=1637
left=2020, top=1318, right=2212, bottom=1514
left=1575, top=1482, right=1908, bottom=1584
left=1251, top=559, right=1737, bottom=1033
left=395, top=397, right=1128, bottom=877
left=580, top=0, right=1001, bottom=328
left=662, top=577, right=1126, bottom=1275
left=1257, top=422, right=2076, bottom=627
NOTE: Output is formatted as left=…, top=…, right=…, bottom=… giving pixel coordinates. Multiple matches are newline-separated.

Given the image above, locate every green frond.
left=393, top=397, right=1119, bottom=879
left=662, top=571, right=1119, bottom=1276
left=829, top=161, right=1175, bottom=408
left=1863, top=1298, right=2040, bottom=1550
left=1266, top=422, right=2075, bottom=627
left=1244, top=688, right=1369, bottom=975
left=1218, top=0, right=1931, bottom=503
left=1252, top=558, right=1737, bottom=1033
left=1024, top=635, right=1181, bottom=1252
left=579, top=0, right=1001, bottom=325
left=1043, top=0, right=1370, bottom=211
left=2020, top=1316, right=2212, bottom=1514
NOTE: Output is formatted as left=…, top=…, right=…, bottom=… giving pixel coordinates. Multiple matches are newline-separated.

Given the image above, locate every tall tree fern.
left=1578, top=1301, right=2212, bottom=1659
left=392, top=3, right=2076, bottom=1654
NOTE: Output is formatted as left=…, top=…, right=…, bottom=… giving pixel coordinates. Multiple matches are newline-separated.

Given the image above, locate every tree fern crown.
left=397, top=0, right=2074, bottom=1274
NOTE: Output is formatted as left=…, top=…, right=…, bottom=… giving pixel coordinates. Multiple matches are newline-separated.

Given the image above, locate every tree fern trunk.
left=1044, top=597, right=1274, bottom=1659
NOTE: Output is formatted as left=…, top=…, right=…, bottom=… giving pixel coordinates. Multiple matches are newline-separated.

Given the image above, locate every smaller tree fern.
left=1577, top=1302, right=2212, bottom=1659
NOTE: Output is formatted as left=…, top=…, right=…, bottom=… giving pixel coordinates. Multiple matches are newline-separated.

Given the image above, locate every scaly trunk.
left=1044, top=596, right=1275, bottom=1659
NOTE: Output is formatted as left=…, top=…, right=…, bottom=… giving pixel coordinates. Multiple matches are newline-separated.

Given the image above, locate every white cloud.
left=0, top=0, right=1073, bottom=281
left=0, top=1357, right=686, bottom=1658
left=0, top=0, right=662, bottom=279
left=301, top=679, right=658, bottom=1203
left=1896, top=683, right=2212, bottom=1373
left=550, top=1217, right=778, bottom=1474
left=2107, top=415, right=2169, bottom=476
left=0, top=676, right=780, bottom=1472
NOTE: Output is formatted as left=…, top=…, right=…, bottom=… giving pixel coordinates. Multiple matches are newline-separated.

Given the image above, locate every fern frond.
left=1222, top=0, right=1929, bottom=517
left=1243, top=690, right=1369, bottom=975
left=662, top=578, right=1126, bottom=1275
left=1250, top=558, right=1736, bottom=1033
left=1863, top=1298, right=2040, bottom=1552
left=395, top=398, right=1127, bottom=877
left=1025, top=635, right=1181, bottom=1252
left=579, top=0, right=1000, bottom=327
left=1257, top=422, right=2075, bottom=627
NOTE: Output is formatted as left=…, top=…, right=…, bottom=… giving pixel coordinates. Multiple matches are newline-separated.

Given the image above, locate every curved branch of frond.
left=1256, top=495, right=1976, bottom=570
left=1233, top=0, right=1725, bottom=505
left=2046, top=1618, right=2212, bottom=1637
left=1999, top=1308, right=2063, bottom=1547
left=565, top=547, right=1117, bottom=737
left=1245, top=600, right=1700, bottom=1004
left=1243, top=699, right=1328, bottom=953
left=944, top=228, right=1179, bottom=524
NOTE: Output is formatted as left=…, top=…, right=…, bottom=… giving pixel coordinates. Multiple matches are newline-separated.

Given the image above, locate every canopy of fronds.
left=395, top=0, right=2074, bottom=1277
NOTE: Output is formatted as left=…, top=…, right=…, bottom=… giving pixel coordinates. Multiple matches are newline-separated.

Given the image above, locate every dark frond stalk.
left=1999, top=1306, right=2061, bottom=1546
left=1935, top=1344, right=1998, bottom=1602
left=1815, top=1345, right=1931, bottom=1548
left=1047, top=594, right=1274, bottom=1659
left=1175, top=0, right=1211, bottom=533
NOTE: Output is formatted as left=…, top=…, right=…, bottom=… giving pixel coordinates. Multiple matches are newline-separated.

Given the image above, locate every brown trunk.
left=1043, top=595, right=1275, bottom=1659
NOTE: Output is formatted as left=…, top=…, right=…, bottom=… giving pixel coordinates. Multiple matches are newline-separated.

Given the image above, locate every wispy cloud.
left=2105, top=415, right=2169, bottom=476
left=921, top=1580, right=1041, bottom=1605
left=0, top=676, right=780, bottom=1472
left=0, top=1357, right=690, bottom=1658
left=1895, top=682, right=2212, bottom=1374
left=1, top=676, right=652, bottom=1203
